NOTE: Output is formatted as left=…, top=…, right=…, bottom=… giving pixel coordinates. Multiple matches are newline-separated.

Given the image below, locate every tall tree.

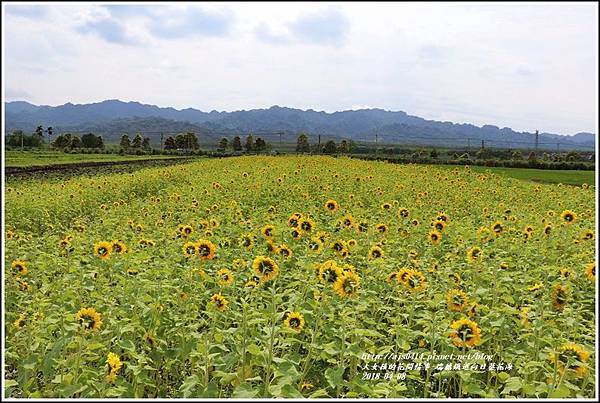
left=232, top=136, right=242, bottom=151
left=217, top=137, right=229, bottom=151
left=296, top=133, right=310, bottom=153
left=245, top=134, right=254, bottom=152
left=255, top=137, right=267, bottom=151
left=164, top=136, right=176, bottom=150
left=338, top=140, right=349, bottom=154
left=322, top=140, right=337, bottom=154
left=132, top=134, right=143, bottom=148
left=120, top=134, right=131, bottom=149
left=71, top=136, right=81, bottom=149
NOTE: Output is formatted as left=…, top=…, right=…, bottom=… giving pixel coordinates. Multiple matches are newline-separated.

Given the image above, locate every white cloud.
left=2, top=2, right=597, bottom=134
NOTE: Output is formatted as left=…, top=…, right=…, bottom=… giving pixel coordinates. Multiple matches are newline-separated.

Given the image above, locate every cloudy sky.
left=3, top=2, right=598, bottom=134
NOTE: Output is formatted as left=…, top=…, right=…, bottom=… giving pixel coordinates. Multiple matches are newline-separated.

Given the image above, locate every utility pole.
left=557, top=142, right=560, bottom=153
left=467, top=138, right=471, bottom=150
left=481, top=139, right=485, bottom=150
left=160, top=132, right=164, bottom=150
left=535, top=130, right=539, bottom=153
left=375, top=132, right=379, bottom=155
left=318, top=134, right=321, bottom=153
left=279, top=132, right=282, bottom=149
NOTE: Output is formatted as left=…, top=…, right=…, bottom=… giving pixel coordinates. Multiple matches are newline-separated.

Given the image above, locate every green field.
left=4, top=150, right=186, bottom=168
left=440, top=165, right=595, bottom=186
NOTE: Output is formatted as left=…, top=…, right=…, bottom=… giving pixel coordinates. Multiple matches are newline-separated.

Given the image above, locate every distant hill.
left=5, top=100, right=596, bottom=150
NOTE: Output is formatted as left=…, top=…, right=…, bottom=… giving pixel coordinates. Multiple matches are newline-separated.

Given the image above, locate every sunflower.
left=549, top=342, right=590, bottom=378
left=523, top=225, right=534, bottom=234
left=396, top=268, right=413, bottom=287
left=398, top=208, right=409, bottom=218
left=528, top=282, right=544, bottom=292
left=16, top=277, right=30, bottom=291
left=284, top=311, right=305, bottom=332
left=217, top=268, right=234, bottom=286
left=106, top=352, right=123, bottom=383
left=357, top=222, right=369, bottom=233
left=550, top=283, right=568, bottom=311
left=449, top=318, right=482, bottom=348
left=261, top=224, right=275, bottom=238
left=579, top=230, right=595, bottom=241
left=240, top=233, right=255, bottom=250
left=252, top=256, right=280, bottom=282
left=245, top=279, right=258, bottom=289
left=584, top=262, right=595, bottom=282
left=288, top=213, right=303, bottom=227
left=368, top=245, right=384, bottom=260
left=437, top=212, right=450, bottom=223
left=178, top=224, right=194, bottom=238
left=375, top=223, right=388, bottom=233
left=330, top=239, right=349, bottom=258
left=307, top=238, right=323, bottom=253
left=11, top=260, right=28, bottom=275
left=299, top=381, right=314, bottom=392
left=559, top=268, right=575, bottom=280
left=196, top=239, right=217, bottom=260
left=210, top=293, right=228, bottom=311
left=182, top=241, right=198, bottom=257
left=491, top=220, right=504, bottom=236
left=291, top=228, right=303, bottom=240
left=499, top=262, right=509, bottom=270
left=232, top=258, right=246, bottom=271
left=446, top=289, right=469, bottom=311
left=340, top=214, right=355, bottom=229
left=411, top=219, right=420, bottom=227
left=111, top=240, right=128, bottom=254
left=385, top=272, right=398, bottom=284
left=432, top=220, right=446, bottom=232
left=404, top=269, right=427, bottom=293
left=560, top=210, right=577, bottom=224
left=13, top=313, right=27, bottom=329
left=93, top=241, right=112, bottom=260
left=318, top=260, right=343, bottom=284
left=299, top=217, right=315, bottom=233
left=324, top=199, right=339, bottom=212
left=75, top=307, right=103, bottom=331
left=543, top=224, right=552, bottom=236
left=466, top=247, right=482, bottom=263
left=333, top=272, right=361, bottom=298
left=278, top=244, right=293, bottom=259
left=428, top=230, right=442, bottom=245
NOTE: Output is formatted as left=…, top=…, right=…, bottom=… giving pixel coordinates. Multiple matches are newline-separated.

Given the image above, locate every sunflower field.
left=4, top=156, right=596, bottom=398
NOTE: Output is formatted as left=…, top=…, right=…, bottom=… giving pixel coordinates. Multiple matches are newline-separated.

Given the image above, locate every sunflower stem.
left=263, top=279, right=278, bottom=397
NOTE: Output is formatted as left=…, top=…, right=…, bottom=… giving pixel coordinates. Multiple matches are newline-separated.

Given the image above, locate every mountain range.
left=4, top=100, right=596, bottom=150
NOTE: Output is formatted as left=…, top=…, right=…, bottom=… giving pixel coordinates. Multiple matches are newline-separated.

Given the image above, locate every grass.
left=439, top=164, right=595, bottom=186
left=4, top=150, right=187, bottom=168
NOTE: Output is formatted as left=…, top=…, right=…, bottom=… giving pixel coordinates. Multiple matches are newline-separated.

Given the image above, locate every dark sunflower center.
left=457, top=325, right=474, bottom=340
left=199, top=245, right=210, bottom=256
left=99, top=247, right=108, bottom=255
left=327, top=203, right=335, bottom=210
left=290, top=318, right=300, bottom=328
left=259, top=261, right=274, bottom=274
left=371, top=250, right=381, bottom=258
left=565, top=214, right=573, bottom=221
